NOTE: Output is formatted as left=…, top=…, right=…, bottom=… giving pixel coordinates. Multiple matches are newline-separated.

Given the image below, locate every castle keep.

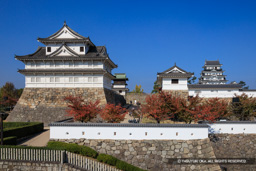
left=7, top=22, right=125, bottom=125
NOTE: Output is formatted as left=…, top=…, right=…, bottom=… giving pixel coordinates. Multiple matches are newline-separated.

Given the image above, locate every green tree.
left=239, top=81, right=249, bottom=89
left=151, top=81, right=160, bottom=94
left=188, top=76, right=197, bottom=84
left=132, top=85, right=144, bottom=93
left=0, top=82, right=23, bottom=111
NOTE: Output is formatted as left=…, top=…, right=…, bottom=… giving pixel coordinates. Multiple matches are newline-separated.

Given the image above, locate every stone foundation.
left=7, top=88, right=126, bottom=125
left=163, top=90, right=189, bottom=99
left=53, top=138, right=221, bottom=171
left=210, top=134, right=256, bottom=171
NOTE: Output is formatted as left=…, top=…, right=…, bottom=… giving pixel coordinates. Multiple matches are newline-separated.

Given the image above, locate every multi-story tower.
left=16, top=22, right=116, bottom=89
left=199, top=60, right=227, bottom=84
left=8, top=22, right=125, bottom=125
left=112, top=73, right=129, bottom=96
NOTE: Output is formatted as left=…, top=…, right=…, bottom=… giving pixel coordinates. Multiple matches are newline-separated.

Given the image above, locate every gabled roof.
left=47, top=44, right=79, bottom=57
left=37, top=22, right=94, bottom=46
left=157, top=63, right=193, bottom=78
left=15, top=46, right=117, bottom=68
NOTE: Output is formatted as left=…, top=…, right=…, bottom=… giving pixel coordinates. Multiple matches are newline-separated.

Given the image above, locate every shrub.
left=3, top=136, right=17, bottom=145
left=47, top=141, right=145, bottom=171
left=4, top=122, right=44, bottom=139
left=97, top=153, right=119, bottom=166
left=47, top=141, right=98, bottom=158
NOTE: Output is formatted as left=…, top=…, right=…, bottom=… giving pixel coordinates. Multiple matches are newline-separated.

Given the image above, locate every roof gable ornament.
left=47, top=44, right=79, bottom=57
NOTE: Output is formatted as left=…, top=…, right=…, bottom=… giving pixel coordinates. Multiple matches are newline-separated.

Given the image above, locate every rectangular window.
left=80, top=47, right=84, bottom=52
left=74, top=77, right=79, bottom=82
left=50, top=77, right=54, bottom=82
left=31, top=63, right=36, bottom=67
left=88, top=77, right=93, bottom=82
left=69, top=62, right=73, bottom=68
left=69, top=77, right=74, bottom=82
left=172, top=79, right=179, bottom=84
left=55, top=62, right=61, bottom=67
left=31, top=77, right=36, bottom=82
left=50, top=62, right=54, bottom=67
left=88, top=61, right=92, bottom=67
left=36, top=77, right=41, bottom=82
left=55, top=77, right=60, bottom=82
left=47, top=47, right=51, bottom=52
left=93, top=77, right=98, bottom=82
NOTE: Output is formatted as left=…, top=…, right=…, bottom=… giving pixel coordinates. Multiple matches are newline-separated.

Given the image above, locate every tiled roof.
left=15, top=46, right=117, bottom=68
left=158, top=73, right=193, bottom=78
left=37, top=22, right=94, bottom=46
left=158, top=64, right=193, bottom=78
left=205, top=60, right=221, bottom=66
left=188, top=84, right=242, bottom=89
left=49, top=122, right=209, bottom=128
left=199, top=121, right=256, bottom=124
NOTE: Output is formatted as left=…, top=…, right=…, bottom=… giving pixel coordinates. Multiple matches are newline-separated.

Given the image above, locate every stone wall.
left=8, top=88, right=125, bottom=125
left=164, top=90, right=189, bottom=99
left=210, top=134, right=256, bottom=171
left=126, top=93, right=148, bottom=104
left=0, top=161, right=83, bottom=171
left=53, top=138, right=221, bottom=171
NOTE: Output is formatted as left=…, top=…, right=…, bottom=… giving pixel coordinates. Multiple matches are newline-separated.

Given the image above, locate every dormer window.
left=80, top=47, right=84, bottom=52
left=47, top=47, right=51, bottom=52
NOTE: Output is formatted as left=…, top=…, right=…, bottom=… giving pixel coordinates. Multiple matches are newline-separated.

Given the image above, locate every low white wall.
left=49, top=123, right=209, bottom=140
left=206, top=122, right=256, bottom=134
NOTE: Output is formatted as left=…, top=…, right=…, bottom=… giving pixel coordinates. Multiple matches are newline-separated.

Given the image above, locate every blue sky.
left=0, top=0, right=256, bottom=93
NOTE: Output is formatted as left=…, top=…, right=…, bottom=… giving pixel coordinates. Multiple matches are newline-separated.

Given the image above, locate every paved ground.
left=18, top=127, right=50, bottom=147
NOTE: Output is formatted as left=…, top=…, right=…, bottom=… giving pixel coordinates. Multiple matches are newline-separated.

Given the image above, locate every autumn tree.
left=64, top=96, right=101, bottom=122
left=132, top=85, right=144, bottom=93
left=151, top=81, right=161, bottom=94
left=141, top=91, right=176, bottom=123
left=230, top=93, right=256, bottom=120
left=194, top=98, right=230, bottom=122
left=100, top=103, right=127, bottom=123
left=174, top=95, right=201, bottom=123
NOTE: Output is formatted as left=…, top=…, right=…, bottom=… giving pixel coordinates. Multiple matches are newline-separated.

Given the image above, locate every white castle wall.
left=189, top=89, right=256, bottom=98
left=162, top=78, right=188, bottom=90
left=25, top=74, right=113, bottom=89
left=206, top=122, right=256, bottom=134
left=50, top=124, right=209, bottom=140
left=25, top=61, right=103, bottom=69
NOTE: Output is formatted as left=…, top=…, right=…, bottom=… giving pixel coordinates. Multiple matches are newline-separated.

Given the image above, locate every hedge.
left=4, top=122, right=44, bottom=139
left=47, top=141, right=146, bottom=171
left=47, top=141, right=98, bottom=158
left=3, top=136, right=17, bottom=145
left=97, top=153, right=119, bottom=166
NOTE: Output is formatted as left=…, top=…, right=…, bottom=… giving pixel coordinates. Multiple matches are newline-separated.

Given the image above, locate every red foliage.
left=101, top=103, right=127, bottom=123
left=194, top=98, right=229, bottom=122
left=173, top=95, right=201, bottom=123
left=141, top=91, right=176, bottom=123
left=64, top=96, right=101, bottom=122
